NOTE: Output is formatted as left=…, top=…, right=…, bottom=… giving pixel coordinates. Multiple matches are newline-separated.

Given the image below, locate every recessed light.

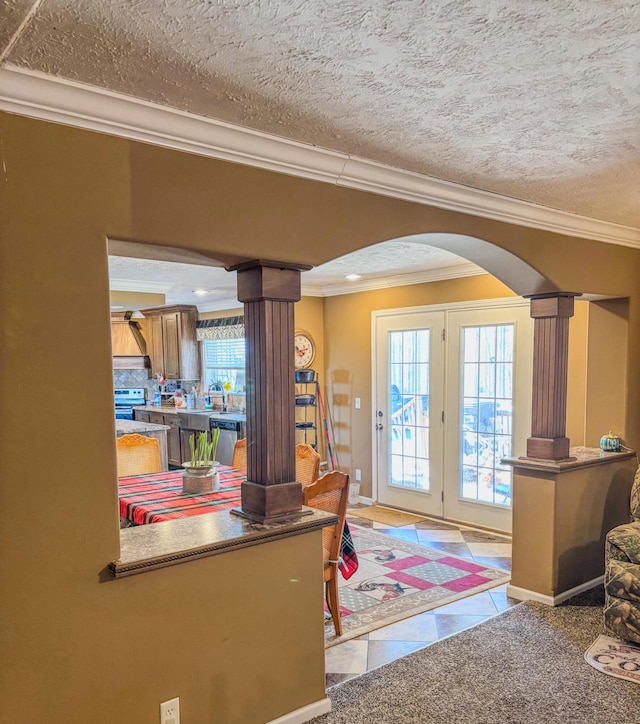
left=193, top=289, right=220, bottom=296
left=345, top=274, right=361, bottom=281
left=110, top=305, right=124, bottom=310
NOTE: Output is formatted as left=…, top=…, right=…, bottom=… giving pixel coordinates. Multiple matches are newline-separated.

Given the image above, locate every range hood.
left=111, top=311, right=151, bottom=370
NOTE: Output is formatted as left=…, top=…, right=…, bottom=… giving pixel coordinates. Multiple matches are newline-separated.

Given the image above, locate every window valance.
left=196, top=315, right=245, bottom=341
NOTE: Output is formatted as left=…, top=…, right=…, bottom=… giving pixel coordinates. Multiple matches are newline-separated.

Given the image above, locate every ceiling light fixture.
left=345, top=274, right=362, bottom=281
left=110, top=304, right=124, bottom=310
left=193, top=289, right=220, bottom=296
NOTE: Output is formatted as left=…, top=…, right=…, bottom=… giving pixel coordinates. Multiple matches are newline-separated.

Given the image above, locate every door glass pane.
left=459, top=324, right=514, bottom=506
left=388, top=329, right=431, bottom=492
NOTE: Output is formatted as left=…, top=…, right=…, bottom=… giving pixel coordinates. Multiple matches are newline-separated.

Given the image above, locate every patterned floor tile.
left=431, top=590, right=499, bottom=616
left=434, top=613, right=489, bottom=639
left=367, top=640, right=428, bottom=670
left=416, top=529, right=466, bottom=543
left=421, top=541, right=474, bottom=557
left=326, top=672, right=359, bottom=688
left=368, top=611, right=439, bottom=642
left=466, top=541, right=513, bottom=557
left=324, top=639, right=369, bottom=674
left=372, top=528, right=420, bottom=542
left=472, top=556, right=512, bottom=572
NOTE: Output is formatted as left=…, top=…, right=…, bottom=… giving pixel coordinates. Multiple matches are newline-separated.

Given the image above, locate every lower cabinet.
left=165, top=417, right=182, bottom=467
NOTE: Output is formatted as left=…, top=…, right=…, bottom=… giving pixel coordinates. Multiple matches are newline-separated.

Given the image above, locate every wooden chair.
left=295, top=443, right=320, bottom=486
left=232, top=438, right=247, bottom=472
left=303, top=470, right=350, bottom=636
left=116, top=434, right=162, bottom=477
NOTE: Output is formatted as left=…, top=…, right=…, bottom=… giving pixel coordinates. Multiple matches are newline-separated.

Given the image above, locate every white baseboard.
left=507, top=574, right=604, bottom=607
left=266, top=697, right=331, bottom=724
left=358, top=496, right=374, bottom=505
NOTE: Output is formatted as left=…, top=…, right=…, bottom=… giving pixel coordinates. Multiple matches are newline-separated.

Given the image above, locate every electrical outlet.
left=160, top=697, right=180, bottom=724
left=355, top=468, right=361, bottom=481
left=354, top=397, right=361, bottom=409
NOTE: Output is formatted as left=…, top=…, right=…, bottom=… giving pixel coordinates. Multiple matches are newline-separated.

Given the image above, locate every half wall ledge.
left=503, top=446, right=637, bottom=605
left=109, top=507, right=336, bottom=578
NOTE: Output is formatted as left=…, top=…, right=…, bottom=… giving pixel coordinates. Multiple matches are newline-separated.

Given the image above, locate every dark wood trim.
left=526, top=293, right=576, bottom=460
left=235, top=261, right=304, bottom=521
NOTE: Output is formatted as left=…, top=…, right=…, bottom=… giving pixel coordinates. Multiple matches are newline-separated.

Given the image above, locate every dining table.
left=118, top=467, right=359, bottom=579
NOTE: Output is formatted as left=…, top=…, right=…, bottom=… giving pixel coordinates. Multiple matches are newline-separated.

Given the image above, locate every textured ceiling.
left=108, top=239, right=476, bottom=309
left=2, top=0, right=639, bottom=228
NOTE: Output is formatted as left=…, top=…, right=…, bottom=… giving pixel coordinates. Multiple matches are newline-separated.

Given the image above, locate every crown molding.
left=109, top=278, right=173, bottom=294
left=1, top=64, right=637, bottom=249
left=302, top=262, right=486, bottom=297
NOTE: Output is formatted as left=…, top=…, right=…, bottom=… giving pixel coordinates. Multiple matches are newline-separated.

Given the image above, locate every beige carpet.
left=348, top=505, right=428, bottom=527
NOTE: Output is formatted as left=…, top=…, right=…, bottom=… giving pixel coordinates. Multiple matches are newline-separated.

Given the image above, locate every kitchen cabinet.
left=135, top=410, right=151, bottom=423
left=142, top=305, right=200, bottom=381
left=164, top=415, right=182, bottom=467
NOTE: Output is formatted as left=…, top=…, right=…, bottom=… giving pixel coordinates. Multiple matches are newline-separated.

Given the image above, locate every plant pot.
left=182, top=463, right=220, bottom=494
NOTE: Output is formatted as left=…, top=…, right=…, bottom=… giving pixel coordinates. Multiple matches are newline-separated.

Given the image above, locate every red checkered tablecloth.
left=118, top=466, right=358, bottom=577
left=118, top=466, right=244, bottom=525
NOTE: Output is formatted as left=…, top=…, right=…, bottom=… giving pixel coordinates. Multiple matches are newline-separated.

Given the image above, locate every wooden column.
left=526, top=293, right=577, bottom=460
left=230, top=259, right=311, bottom=523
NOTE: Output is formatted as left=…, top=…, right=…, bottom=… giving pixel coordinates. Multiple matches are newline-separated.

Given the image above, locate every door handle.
left=375, top=423, right=384, bottom=430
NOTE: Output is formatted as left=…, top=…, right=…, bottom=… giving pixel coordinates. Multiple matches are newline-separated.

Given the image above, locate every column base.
left=526, top=436, right=571, bottom=461
left=235, top=480, right=304, bottom=523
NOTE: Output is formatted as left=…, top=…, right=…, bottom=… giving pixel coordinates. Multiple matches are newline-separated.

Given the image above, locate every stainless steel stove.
left=114, top=388, right=146, bottom=419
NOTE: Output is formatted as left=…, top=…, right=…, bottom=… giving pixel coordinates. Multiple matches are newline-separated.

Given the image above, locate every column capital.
left=525, top=292, right=579, bottom=319
left=228, top=259, right=312, bottom=304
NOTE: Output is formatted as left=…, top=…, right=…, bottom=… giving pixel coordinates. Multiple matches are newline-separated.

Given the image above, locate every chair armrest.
left=605, top=522, right=640, bottom=565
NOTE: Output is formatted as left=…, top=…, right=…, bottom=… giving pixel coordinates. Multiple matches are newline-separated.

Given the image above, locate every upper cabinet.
left=142, top=305, right=201, bottom=381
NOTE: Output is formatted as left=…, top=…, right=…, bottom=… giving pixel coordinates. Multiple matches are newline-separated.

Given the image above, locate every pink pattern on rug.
left=437, top=556, right=488, bottom=573
left=384, top=555, right=433, bottom=571
left=442, top=573, right=491, bottom=592
left=386, top=570, right=437, bottom=590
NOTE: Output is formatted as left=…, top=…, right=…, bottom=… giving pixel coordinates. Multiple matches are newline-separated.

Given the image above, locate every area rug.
left=347, top=505, right=428, bottom=527
left=313, top=590, right=640, bottom=723
left=325, top=524, right=509, bottom=647
left=585, top=634, right=640, bottom=684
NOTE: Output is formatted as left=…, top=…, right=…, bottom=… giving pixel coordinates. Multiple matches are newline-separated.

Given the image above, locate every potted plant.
left=182, top=429, right=220, bottom=493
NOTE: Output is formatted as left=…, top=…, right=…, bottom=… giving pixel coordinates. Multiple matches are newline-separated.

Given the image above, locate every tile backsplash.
left=113, top=369, right=156, bottom=400
left=112, top=370, right=203, bottom=402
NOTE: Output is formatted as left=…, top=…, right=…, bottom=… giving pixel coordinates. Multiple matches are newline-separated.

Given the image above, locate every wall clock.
left=294, top=330, right=316, bottom=369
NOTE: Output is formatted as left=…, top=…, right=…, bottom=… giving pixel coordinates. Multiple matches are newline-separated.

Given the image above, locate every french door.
left=374, top=302, right=532, bottom=533
left=375, top=311, right=445, bottom=517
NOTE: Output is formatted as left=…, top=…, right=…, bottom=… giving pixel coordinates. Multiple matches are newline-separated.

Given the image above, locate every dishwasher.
left=210, top=417, right=245, bottom=466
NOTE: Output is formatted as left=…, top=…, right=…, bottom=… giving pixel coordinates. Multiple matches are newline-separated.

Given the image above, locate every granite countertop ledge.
left=503, top=446, right=636, bottom=473
left=115, top=419, right=170, bottom=434
left=111, top=507, right=336, bottom=578
left=133, top=406, right=246, bottom=421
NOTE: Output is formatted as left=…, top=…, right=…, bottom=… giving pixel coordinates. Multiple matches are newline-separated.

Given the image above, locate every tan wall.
left=511, top=457, right=636, bottom=597
left=1, top=111, right=639, bottom=722
left=584, top=299, right=630, bottom=447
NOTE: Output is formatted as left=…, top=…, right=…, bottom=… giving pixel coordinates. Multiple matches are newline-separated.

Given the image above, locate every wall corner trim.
left=266, top=697, right=332, bottom=724
left=1, top=64, right=638, bottom=249
left=507, top=575, right=604, bottom=607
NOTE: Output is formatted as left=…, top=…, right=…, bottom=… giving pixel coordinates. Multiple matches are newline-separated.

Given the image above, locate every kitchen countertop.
left=115, top=419, right=170, bottom=434
left=133, top=405, right=246, bottom=422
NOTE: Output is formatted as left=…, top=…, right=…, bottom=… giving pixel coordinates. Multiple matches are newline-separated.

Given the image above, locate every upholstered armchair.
left=604, top=466, right=640, bottom=643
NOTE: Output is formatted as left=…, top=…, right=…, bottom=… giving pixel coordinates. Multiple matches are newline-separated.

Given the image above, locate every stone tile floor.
left=325, top=508, right=517, bottom=687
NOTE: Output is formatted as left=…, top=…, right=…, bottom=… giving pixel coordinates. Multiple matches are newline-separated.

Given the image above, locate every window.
left=203, top=338, right=246, bottom=391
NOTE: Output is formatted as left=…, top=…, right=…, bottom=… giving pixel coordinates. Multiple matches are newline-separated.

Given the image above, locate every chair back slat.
left=232, top=438, right=247, bottom=472
left=116, top=434, right=161, bottom=477
left=296, top=443, right=321, bottom=486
